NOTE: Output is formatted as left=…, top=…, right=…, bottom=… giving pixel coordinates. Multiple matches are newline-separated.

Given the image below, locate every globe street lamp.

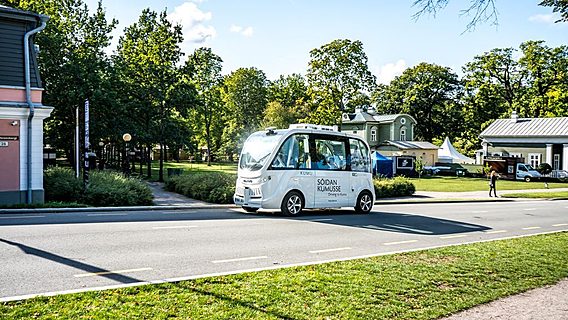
left=98, top=141, right=104, bottom=169
left=122, top=133, right=132, bottom=176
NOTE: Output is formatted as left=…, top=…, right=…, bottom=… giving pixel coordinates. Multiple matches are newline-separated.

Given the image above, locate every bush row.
left=165, top=172, right=236, bottom=204
left=44, top=167, right=153, bottom=206
left=373, top=176, right=416, bottom=198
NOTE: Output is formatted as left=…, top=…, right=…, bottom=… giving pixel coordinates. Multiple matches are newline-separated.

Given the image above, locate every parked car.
left=550, top=170, right=568, bottom=182
left=516, top=163, right=542, bottom=182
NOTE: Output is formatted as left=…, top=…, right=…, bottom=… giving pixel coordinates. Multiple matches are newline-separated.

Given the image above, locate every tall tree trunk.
left=146, top=144, right=152, bottom=178
left=159, top=142, right=164, bottom=182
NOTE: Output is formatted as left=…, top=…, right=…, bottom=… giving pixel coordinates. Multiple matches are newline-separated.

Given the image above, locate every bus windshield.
left=239, top=131, right=283, bottom=171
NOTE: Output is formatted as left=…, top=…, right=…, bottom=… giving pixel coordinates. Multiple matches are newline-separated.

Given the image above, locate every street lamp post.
left=98, top=141, right=104, bottom=169
left=122, top=133, right=132, bottom=176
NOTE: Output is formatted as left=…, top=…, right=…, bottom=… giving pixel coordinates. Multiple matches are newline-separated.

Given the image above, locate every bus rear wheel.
left=281, top=191, right=303, bottom=216
left=355, top=191, right=373, bottom=214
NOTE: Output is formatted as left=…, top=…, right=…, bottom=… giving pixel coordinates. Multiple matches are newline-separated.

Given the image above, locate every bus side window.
left=271, top=134, right=310, bottom=169
left=314, top=138, right=346, bottom=170
left=350, top=139, right=369, bottom=172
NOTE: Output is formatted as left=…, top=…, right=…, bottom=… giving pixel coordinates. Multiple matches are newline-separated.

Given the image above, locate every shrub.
left=165, top=172, right=236, bottom=204
left=44, top=168, right=153, bottom=207
left=373, top=176, right=415, bottom=198
left=83, top=171, right=153, bottom=207
left=44, top=167, right=83, bottom=202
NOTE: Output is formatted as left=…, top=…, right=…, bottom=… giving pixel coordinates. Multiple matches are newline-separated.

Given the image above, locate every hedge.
left=373, top=176, right=416, bottom=198
left=43, top=167, right=153, bottom=206
left=165, top=172, right=236, bottom=204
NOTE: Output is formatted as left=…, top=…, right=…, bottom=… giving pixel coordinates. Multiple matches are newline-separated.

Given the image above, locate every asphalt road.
left=1, top=200, right=567, bottom=301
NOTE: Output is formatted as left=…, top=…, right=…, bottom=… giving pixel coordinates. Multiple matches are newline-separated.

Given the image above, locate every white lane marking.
left=364, top=225, right=382, bottom=230
left=87, top=213, right=128, bottom=216
left=485, top=230, right=507, bottom=234
left=0, top=215, right=45, bottom=219
left=439, top=221, right=482, bottom=229
left=382, top=224, right=433, bottom=234
left=553, top=223, right=568, bottom=227
left=523, top=208, right=537, bottom=211
left=383, top=240, right=418, bottom=246
left=440, top=234, right=468, bottom=239
left=307, top=218, right=334, bottom=222
left=309, top=247, right=351, bottom=254
left=471, top=210, right=488, bottom=213
left=522, top=226, right=541, bottom=230
left=212, top=256, right=268, bottom=264
left=74, top=267, right=152, bottom=278
left=152, top=226, right=198, bottom=230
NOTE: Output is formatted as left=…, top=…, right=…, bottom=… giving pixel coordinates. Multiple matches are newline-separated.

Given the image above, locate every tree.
left=263, top=74, right=309, bottom=128
left=184, top=47, right=224, bottom=165
left=306, top=39, right=376, bottom=125
left=412, top=0, right=568, bottom=30
left=115, top=8, right=184, bottom=182
left=374, top=63, right=462, bottom=142
left=5, top=0, right=119, bottom=165
left=221, top=67, right=268, bottom=158
left=519, top=40, right=568, bottom=118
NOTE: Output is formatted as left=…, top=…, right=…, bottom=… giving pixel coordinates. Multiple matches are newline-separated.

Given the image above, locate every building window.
left=400, top=127, right=406, bottom=141
left=553, top=154, right=560, bottom=170
left=509, top=153, right=522, bottom=158
left=370, top=127, right=377, bottom=142
left=528, top=153, right=541, bottom=168
left=400, top=118, right=406, bottom=124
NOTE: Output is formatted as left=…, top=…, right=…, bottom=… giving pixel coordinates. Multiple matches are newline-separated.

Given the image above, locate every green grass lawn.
left=501, top=191, right=568, bottom=199
left=411, top=176, right=568, bottom=192
left=2, top=232, right=567, bottom=319
left=144, top=161, right=237, bottom=181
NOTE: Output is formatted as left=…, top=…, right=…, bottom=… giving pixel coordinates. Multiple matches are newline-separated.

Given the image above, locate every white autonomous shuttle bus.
left=234, top=124, right=375, bottom=215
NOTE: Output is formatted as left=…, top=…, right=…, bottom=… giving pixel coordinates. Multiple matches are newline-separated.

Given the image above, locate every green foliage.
left=43, top=167, right=83, bottom=202
left=43, top=169, right=153, bottom=206
left=306, top=39, right=376, bottom=125
left=165, top=172, right=236, bottom=204
left=373, top=62, right=462, bottom=142
left=82, top=171, right=153, bottom=207
left=539, top=0, right=568, bottom=22
left=373, top=177, right=416, bottom=198
left=537, top=163, right=553, bottom=175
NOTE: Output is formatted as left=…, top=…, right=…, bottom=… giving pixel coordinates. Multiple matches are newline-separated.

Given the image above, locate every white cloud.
left=528, top=13, right=557, bottom=24
left=167, top=1, right=216, bottom=44
left=230, top=24, right=254, bottom=37
left=376, top=60, right=407, bottom=84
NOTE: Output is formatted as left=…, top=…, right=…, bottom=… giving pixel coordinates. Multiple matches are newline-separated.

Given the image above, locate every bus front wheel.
left=281, top=191, right=303, bottom=216
left=242, top=206, right=258, bottom=213
left=355, top=191, right=373, bottom=214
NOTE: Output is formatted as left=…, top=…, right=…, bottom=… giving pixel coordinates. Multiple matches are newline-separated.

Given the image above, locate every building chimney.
left=367, top=106, right=377, bottom=115
left=510, top=110, right=518, bottom=123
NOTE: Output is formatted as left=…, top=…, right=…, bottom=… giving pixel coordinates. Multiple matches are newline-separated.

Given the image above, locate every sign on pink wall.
left=0, top=119, right=20, bottom=191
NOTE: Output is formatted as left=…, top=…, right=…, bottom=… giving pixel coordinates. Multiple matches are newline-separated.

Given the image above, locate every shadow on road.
left=0, top=207, right=491, bottom=235
left=0, top=238, right=142, bottom=284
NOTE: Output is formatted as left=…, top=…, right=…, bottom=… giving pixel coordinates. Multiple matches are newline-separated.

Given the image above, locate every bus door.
left=270, top=134, right=315, bottom=208
left=312, top=136, right=350, bottom=207
left=349, top=138, right=372, bottom=203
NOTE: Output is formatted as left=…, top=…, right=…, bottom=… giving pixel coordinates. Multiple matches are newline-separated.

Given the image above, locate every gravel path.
left=442, top=279, right=568, bottom=320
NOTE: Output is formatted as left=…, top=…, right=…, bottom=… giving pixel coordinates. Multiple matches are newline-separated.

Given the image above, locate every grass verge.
left=501, top=191, right=568, bottom=199
left=411, top=176, right=568, bottom=192
left=2, top=232, right=568, bottom=319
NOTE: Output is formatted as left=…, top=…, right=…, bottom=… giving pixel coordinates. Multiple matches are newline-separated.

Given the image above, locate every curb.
left=375, top=198, right=518, bottom=205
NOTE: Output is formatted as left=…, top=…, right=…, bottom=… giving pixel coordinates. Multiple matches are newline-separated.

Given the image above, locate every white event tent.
left=438, top=137, right=475, bottom=164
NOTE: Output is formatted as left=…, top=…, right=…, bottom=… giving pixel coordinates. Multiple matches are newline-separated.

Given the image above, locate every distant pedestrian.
left=489, top=169, right=499, bottom=197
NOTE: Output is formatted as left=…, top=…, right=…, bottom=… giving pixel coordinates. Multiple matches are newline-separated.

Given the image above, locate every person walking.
left=489, top=169, right=499, bottom=197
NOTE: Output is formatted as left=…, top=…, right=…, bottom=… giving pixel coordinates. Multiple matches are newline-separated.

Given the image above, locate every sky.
left=84, top=0, right=568, bottom=83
